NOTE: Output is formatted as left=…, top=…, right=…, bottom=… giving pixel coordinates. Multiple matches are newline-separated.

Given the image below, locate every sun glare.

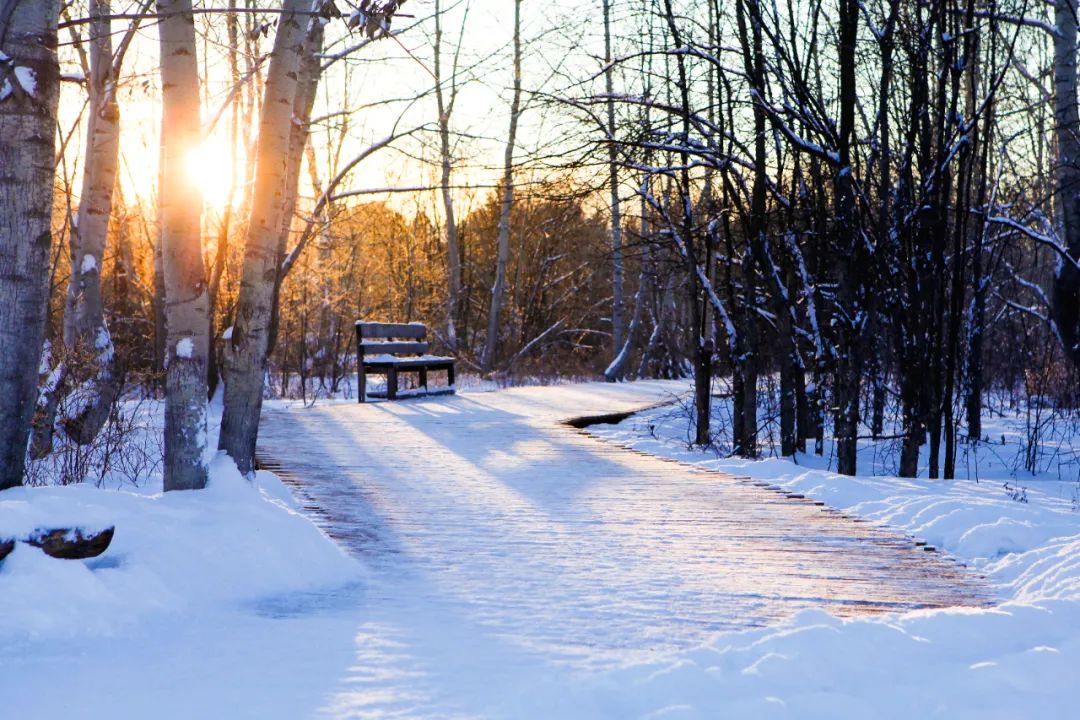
left=186, top=135, right=240, bottom=209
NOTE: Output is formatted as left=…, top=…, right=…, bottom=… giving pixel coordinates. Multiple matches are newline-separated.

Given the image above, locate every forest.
left=9, top=1, right=1080, bottom=717
left=1, top=0, right=1080, bottom=493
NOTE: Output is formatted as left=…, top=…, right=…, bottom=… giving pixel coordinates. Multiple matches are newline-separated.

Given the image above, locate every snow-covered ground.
left=582, top=392, right=1080, bottom=718
left=5, top=380, right=1080, bottom=718
left=1, top=401, right=365, bottom=718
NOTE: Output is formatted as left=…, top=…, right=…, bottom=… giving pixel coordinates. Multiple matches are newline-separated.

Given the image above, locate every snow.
left=175, top=337, right=194, bottom=359
left=362, top=352, right=454, bottom=363
left=80, top=253, right=97, bottom=274
left=2, top=400, right=362, bottom=717
left=6, top=381, right=1080, bottom=717
left=580, top=392, right=1080, bottom=717
left=13, top=65, right=37, bottom=97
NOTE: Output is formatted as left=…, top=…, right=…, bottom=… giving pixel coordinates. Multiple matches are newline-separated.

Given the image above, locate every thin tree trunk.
left=0, top=0, right=61, bottom=489
left=267, top=15, right=323, bottom=357
left=603, top=0, right=624, bottom=366
left=832, top=0, right=861, bottom=476
left=481, top=0, right=522, bottom=373
left=434, top=0, right=463, bottom=349
left=220, top=0, right=313, bottom=474
left=58, top=0, right=124, bottom=444
left=158, top=0, right=209, bottom=491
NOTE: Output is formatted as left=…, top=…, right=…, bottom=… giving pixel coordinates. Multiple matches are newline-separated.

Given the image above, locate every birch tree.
left=0, top=0, right=61, bottom=489
left=481, top=0, right=523, bottom=373
left=39, top=0, right=144, bottom=450
left=434, top=0, right=466, bottom=350
left=219, top=0, right=313, bottom=475
left=603, top=0, right=624, bottom=374
left=158, top=0, right=210, bottom=490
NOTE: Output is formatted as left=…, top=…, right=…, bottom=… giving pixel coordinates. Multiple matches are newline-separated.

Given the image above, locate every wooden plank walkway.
left=257, top=381, right=990, bottom=672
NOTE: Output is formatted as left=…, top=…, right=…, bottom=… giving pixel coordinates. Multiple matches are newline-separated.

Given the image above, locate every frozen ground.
left=585, top=392, right=1080, bottom=718
left=4, top=380, right=1079, bottom=718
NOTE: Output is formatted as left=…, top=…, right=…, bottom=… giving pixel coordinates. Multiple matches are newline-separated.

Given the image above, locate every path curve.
left=256, top=381, right=989, bottom=710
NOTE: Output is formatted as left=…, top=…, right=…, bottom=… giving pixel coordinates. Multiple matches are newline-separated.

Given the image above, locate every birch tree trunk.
left=481, top=0, right=522, bottom=373
left=1052, top=0, right=1080, bottom=376
left=434, top=0, right=462, bottom=349
left=58, top=0, right=123, bottom=444
left=603, top=0, right=624, bottom=367
left=0, top=0, right=61, bottom=490
left=267, top=15, right=323, bottom=357
left=219, top=0, right=311, bottom=474
left=158, top=0, right=209, bottom=490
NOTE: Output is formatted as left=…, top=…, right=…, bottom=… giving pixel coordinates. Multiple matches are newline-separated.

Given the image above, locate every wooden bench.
left=356, top=322, right=455, bottom=403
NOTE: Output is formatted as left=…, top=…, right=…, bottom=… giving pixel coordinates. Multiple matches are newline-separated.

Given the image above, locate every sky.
left=56, top=0, right=614, bottom=227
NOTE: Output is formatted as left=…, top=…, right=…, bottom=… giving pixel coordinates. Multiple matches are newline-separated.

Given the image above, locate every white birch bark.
left=481, top=0, right=522, bottom=373
left=434, top=0, right=463, bottom=349
left=219, top=0, right=312, bottom=474
left=603, top=0, right=624, bottom=364
left=0, top=0, right=61, bottom=489
left=158, top=0, right=209, bottom=490
left=59, top=0, right=123, bottom=444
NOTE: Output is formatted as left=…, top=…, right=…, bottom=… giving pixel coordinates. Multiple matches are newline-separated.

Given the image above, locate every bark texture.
left=0, top=0, right=61, bottom=490
left=219, top=0, right=311, bottom=474
left=1053, top=0, right=1080, bottom=375
left=158, top=0, right=209, bottom=490
left=59, top=0, right=123, bottom=444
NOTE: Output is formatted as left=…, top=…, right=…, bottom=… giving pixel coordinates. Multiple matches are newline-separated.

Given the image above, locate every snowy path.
left=257, top=381, right=990, bottom=716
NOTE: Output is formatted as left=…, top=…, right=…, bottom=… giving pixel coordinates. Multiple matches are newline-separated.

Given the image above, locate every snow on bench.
left=355, top=321, right=455, bottom=402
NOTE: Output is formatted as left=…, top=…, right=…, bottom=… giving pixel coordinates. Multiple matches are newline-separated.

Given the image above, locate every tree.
left=481, top=0, right=523, bottom=373
left=1052, top=0, right=1080, bottom=380
left=0, top=0, right=62, bottom=490
left=434, top=0, right=467, bottom=350
left=603, top=0, right=625, bottom=376
left=158, top=0, right=210, bottom=490
left=219, top=0, right=313, bottom=475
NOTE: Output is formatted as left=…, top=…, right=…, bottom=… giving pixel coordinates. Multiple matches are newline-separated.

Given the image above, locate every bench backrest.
left=356, top=322, right=428, bottom=356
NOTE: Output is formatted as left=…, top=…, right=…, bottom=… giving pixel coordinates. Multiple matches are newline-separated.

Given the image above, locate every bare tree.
left=434, top=0, right=467, bottom=349
left=220, top=0, right=320, bottom=474
left=603, top=0, right=624, bottom=373
left=158, top=0, right=210, bottom=490
left=1052, top=0, right=1080, bottom=378
left=481, top=0, right=523, bottom=373
left=0, top=0, right=61, bottom=489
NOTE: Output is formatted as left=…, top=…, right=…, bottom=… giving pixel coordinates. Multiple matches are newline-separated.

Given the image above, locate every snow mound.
left=0, top=452, right=361, bottom=639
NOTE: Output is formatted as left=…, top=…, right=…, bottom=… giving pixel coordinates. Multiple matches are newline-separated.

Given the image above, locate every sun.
left=186, top=134, right=241, bottom=210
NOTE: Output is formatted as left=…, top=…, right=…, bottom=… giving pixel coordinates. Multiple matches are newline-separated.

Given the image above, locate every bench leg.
left=387, top=367, right=398, bottom=400
left=358, top=363, right=367, bottom=403
left=420, top=368, right=428, bottom=392
left=448, top=363, right=455, bottom=390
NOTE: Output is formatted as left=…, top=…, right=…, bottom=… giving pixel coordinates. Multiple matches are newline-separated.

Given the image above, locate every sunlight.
left=186, top=134, right=240, bottom=209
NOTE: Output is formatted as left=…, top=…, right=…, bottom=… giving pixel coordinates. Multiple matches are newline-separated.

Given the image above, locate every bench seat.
left=356, top=321, right=456, bottom=402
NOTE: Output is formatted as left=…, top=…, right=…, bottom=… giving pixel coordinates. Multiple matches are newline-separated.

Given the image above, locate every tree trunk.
left=59, top=0, right=124, bottom=444
left=1052, top=0, right=1080, bottom=378
left=158, top=0, right=209, bottom=490
left=604, top=0, right=625, bottom=366
left=832, top=0, right=861, bottom=476
left=434, top=0, right=462, bottom=349
left=267, top=16, right=323, bottom=357
left=0, top=0, right=61, bottom=490
left=481, top=0, right=522, bottom=373
left=219, top=0, right=313, bottom=474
